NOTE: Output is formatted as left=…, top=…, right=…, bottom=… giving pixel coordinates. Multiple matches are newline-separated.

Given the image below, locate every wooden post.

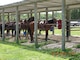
left=34, top=2, right=38, bottom=48
left=16, top=6, right=19, bottom=44
left=38, top=12, right=40, bottom=20
left=18, top=12, right=20, bottom=21
left=46, top=8, right=48, bottom=21
left=30, top=10, right=33, bottom=17
left=66, top=6, right=70, bottom=41
left=7, top=13, right=10, bottom=22
left=27, top=13, right=29, bottom=19
left=0, top=14, right=1, bottom=22
left=62, top=0, right=66, bottom=51
left=52, top=11, right=55, bottom=35
left=38, top=12, right=41, bottom=35
left=2, top=8, right=5, bottom=41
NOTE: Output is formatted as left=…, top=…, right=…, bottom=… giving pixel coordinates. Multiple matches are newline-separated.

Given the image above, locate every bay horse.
left=28, top=17, right=57, bottom=43
left=19, top=19, right=28, bottom=32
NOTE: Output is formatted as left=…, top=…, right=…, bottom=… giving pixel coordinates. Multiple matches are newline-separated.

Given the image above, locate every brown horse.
left=28, top=17, right=57, bottom=43
left=0, top=20, right=29, bottom=37
left=5, top=20, right=28, bottom=37
left=5, top=21, right=16, bottom=36
left=19, top=19, right=28, bottom=31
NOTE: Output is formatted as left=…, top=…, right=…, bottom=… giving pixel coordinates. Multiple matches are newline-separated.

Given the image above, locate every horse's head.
left=28, top=17, right=34, bottom=23
left=24, top=19, right=27, bottom=23
left=52, top=18, right=57, bottom=24
left=47, top=18, right=57, bottom=24
left=46, top=18, right=57, bottom=27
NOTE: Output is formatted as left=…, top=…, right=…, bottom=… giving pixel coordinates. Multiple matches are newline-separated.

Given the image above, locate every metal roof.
left=0, top=0, right=80, bottom=13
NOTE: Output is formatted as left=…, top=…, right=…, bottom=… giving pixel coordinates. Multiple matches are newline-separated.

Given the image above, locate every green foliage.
left=20, top=14, right=28, bottom=20
left=40, top=14, right=46, bottom=20
left=40, top=11, right=62, bottom=20
left=71, top=8, right=80, bottom=19
left=54, top=12, right=62, bottom=19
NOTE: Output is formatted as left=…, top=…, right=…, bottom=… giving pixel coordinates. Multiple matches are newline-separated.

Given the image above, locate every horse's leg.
left=12, top=29, right=16, bottom=37
left=12, top=29, right=14, bottom=36
left=6, top=30, right=9, bottom=36
left=19, top=29, right=21, bottom=40
left=1, top=29, right=2, bottom=37
left=28, top=29, right=34, bottom=43
left=30, top=31, right=34, bottom=43
left=19, top=29, right=21, bottom=35
left=45, top=30, right=48, bottom=41
left=39, top=30, right=41, bottom=35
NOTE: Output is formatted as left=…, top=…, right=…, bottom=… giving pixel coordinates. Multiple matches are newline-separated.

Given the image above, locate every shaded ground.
left=0, top=34, right=80, bottom=53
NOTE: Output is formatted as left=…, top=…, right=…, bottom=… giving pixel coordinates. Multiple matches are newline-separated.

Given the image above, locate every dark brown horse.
left=5, top=20, right=28, bottom=37
left=28, top=17, right=57, bottom=42
left=0, top=20, right=28, bottom=37
left=0, top=21, right=15, bottom=37
left=5, top=21, right=16, bottom=36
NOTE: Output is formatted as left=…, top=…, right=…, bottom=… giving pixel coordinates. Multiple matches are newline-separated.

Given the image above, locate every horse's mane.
left=47, top=18, right=57, bottom=24
left=28, top=17, right=57, bottom=25
left=28, top=17, right=34, bottom=23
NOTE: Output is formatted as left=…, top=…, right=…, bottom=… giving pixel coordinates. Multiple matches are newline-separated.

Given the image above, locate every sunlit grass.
left=0, top=41, right=69, bottom=60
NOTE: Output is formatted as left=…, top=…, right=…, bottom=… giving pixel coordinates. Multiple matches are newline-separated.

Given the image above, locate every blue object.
left=23, top=31, right=26, bottom=36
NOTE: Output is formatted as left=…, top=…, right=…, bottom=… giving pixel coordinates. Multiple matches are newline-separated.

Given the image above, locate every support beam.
left=30, top=10, right=33, bottom=17
left=62, top=0, right=66, bottom=51
left=27, top=13, right=29, bottom=19
left=34, top=2, right=38, bottom=48
left=46, top=8, right=48, bottom=21
left=38, top=12, right=41, bottom=35
left=52, top=11, right=54, bottom=18
left=66, top=6, right=70, bottom=41
left=2, top=9, right=5, bottom=41
left=0, top=14, right=1, bottom=22
left=7, top=13, right=10, bottom=22
left=38, top=12, right=40, bottom=20
left=18, top=12, right=20, bottom=21
left=52, top=11, right=55, bottom=35
left=16, top=6, right=19, bottom=44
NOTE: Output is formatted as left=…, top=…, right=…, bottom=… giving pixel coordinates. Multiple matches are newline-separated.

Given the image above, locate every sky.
left=0, top=0, right=23, bottom=6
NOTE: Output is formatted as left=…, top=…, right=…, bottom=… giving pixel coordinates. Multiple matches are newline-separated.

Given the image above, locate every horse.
left=5, top=21, right=16, bottom=36
left=19, top=19, right=28, bottom=32
left=28, top=17, right=57, bottom=43
left=5, top=20, right=28, bottom=37
left=0, top=19, right=28, bottom=37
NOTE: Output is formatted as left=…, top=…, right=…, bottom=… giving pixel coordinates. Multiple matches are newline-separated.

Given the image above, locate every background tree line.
left=1, top=9, right=80, bottom=22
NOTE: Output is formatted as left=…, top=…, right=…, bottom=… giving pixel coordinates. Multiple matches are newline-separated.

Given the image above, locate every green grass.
left=0, top=41, right=70, bottom=60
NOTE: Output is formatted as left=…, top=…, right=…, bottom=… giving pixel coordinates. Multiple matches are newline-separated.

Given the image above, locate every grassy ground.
left=0, top=41, right=70, bottom=60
